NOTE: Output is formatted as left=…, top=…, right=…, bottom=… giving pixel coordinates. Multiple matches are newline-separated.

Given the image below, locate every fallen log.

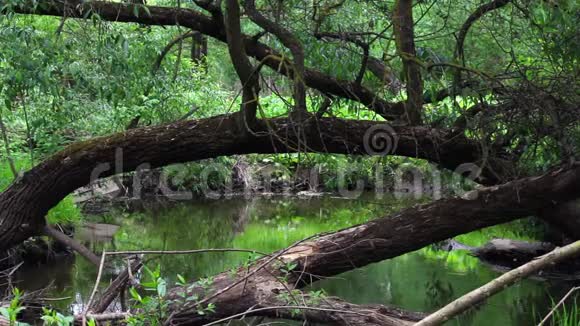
left=470, top=238, right=580, bottom=280
left=0, top=114, right=489, bottom=252
left=472, top=238, right=556, bottom=266
left=162, top=165, right=580, bottom=325
left=42, top=225, right=101, bottom=266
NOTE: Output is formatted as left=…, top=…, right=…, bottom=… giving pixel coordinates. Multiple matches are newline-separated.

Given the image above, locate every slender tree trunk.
left=393, top=0, right=423, bottom=125
left=190, top=32, right=207, bottom=67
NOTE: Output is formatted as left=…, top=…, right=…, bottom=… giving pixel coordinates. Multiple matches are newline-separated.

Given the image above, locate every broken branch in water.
left=88, top=257, right=143, bottom=314
left=416, top=241, right=580, bottom=326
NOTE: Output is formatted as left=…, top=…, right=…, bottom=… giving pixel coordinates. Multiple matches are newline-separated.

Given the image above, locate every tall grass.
left=537, top=295, right=579, bottom=326
left=549, top=297, right=579, bottom=326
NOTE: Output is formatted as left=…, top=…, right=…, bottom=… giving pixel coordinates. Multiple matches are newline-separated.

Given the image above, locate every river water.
left=14, top=194, right=577, bottom=325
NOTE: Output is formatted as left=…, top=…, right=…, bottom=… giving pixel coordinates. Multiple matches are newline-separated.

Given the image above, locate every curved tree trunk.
left=0, top=114, right=485, bottom=250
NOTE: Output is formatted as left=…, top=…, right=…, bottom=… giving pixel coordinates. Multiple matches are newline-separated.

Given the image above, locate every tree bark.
left=393, top=0, right=423, bottom=125
left=540, top=199, right=580, bottom=240
left=224, top=0, right=260, bottom=129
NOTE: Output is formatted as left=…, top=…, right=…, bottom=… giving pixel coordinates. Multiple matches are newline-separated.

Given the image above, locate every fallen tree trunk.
left=42, top=225, right=101, bottom=266
left=0, top=114, right=486, bottom=251
left=272, top=165, right=580, bottom=281
left=189, top=294, right=424, bottom=326
left=161, top=165, right=580, bottom=325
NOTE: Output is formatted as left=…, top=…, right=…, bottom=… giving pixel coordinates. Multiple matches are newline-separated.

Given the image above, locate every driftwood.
left=88, top=257, right=143, bottom=313
left=470, top=238, right=580, bottom=279
left=416, top=241, right=580, bottom=326
left=43, top=225, right=101, bottom=266
left=473, top=238, right=556, bottom=266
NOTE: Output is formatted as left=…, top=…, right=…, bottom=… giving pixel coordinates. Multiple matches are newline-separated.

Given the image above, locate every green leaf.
left=129, top=287, right=142, bottom=303
left=157, top=278, right=167, bottom=297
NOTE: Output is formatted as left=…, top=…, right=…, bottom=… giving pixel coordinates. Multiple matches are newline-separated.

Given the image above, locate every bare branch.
left=454, top=0, right=511, bottom=88
left=42, top=225, right=101, bottom=266
left=152, top=31, right=197, bottom=74
left=416, top=240, right=580, bottom=326
left=538, top=286, right=580, bottom=326
left=244, top=0, right=306, bottom=118
left=224, top=0, right=260, bottom=128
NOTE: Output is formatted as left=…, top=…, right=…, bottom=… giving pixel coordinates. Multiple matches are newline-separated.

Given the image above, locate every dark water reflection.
left=14, top=195, right=577, bottom=324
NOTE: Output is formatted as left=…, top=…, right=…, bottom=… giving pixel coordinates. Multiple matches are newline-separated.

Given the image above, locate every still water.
left=15, top=194, right=577, bottom=325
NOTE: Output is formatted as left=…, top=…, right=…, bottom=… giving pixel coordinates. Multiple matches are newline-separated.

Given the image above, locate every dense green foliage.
left=0, top=0, right=577, bottom=183
left=0, top=0, right=578, bottom=325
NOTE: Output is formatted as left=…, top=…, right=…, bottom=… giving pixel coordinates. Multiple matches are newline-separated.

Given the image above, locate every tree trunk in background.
left=190, top=31, right=207, bottom=68
left=393, top=0, right=423, bottom=125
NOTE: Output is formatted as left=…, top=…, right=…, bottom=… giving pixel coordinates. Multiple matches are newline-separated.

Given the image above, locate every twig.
left=5, top=261, right=23, bottom=289
left=105, top=248, right=270, bottom=256
left=82, top=251, right=106, bottom=325
left=537, top=286, right=580, bottom=326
